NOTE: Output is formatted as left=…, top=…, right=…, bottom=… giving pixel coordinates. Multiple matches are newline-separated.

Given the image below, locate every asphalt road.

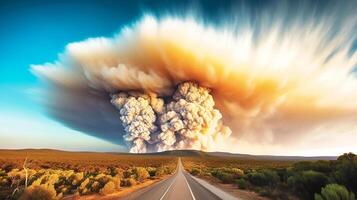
left=121, top=158, right=223, bottom=200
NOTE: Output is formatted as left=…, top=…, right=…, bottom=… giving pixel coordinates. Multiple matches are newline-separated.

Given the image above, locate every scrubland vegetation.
left=183, top=153, right=357, bottom=200
left=1, top=149, right=356, bottom=200
left=0, top=150, right=176, bottom=199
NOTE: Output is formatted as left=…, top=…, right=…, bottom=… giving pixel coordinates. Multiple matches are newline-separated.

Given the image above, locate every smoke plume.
left=111, top=82, right=231, bottom=153
left=32, top=2, right=357, bottom=154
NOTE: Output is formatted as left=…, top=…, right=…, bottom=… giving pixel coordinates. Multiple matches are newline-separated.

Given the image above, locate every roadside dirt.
left=197, top=175, right=270, bottom=200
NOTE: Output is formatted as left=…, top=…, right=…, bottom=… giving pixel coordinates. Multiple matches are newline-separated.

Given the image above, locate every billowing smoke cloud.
left=32, top=2, right=357, bottom=154
left=111, top=92, right=157, bottom=153
left=111, top=82, right=231, bottom=153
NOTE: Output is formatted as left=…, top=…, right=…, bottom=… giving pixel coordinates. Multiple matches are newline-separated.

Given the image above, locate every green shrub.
left=229, top=168, right=244, bottom=179
left=275, top=168, right=289, bottom=182
left=147, top=167, right=157, bottom=177
left=123, top=168, right=132, bottom=178
left=247, top=171, right=266, bottom=186
left=164, top=166, right=175, bottom=174
left=132, top=167, right=149, bottom=182
left=213, top=171, right=234, bottom=183
left=0, top=177, right=9, bottom=186
left=0, top=169, right=6, bottom=176
left=288, top=170, right=328, bottom=199
left=235, top=178, right=247, bottom=189
left=190, top=168, right=201, bottom=176
left=246, top=169, right=278, bottom=187
left=121, top=178, right=136, bottom=187
left=337, top=153, right=356, bottom=162
left=210, top=167, right=244, bottom=184
left=333, top=156, right=357, bottom=193
left=106, top=166, right=117, bottom=177
left=315, top=184, right=355, bottom=200
left=95, top=173, right=111, bottom=185
left=155, top=167, right=165, bottom=176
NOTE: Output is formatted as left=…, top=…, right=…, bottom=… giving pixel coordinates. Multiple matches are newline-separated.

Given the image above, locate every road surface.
left=122, top=158, right=237, bottom=200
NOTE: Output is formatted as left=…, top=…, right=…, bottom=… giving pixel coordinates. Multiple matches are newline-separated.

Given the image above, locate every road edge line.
left=184, top=173, right=197, bottom=200
left=189, top=174, right=239, bottom=200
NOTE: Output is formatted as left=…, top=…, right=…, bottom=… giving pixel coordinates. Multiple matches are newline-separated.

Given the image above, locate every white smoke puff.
left=147, top=92, right=165, bottom=114
left=156, top=130, right=176, bottom=151
left=157, top=82, right=231, bottom=151
left=131, top=139, right=147, bottom=154
left=111, top=93, right=158, bottom=153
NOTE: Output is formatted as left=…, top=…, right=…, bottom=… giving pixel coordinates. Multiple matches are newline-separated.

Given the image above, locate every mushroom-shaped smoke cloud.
left=32, top=3, right=357, bottom=154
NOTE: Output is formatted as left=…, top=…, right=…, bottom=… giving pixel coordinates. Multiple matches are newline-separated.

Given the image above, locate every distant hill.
left=145, top=150, right=208, bottom=157
left=0, top=149, right=337, bottom=161
left=149, top=150, right=337, bottom=161
left=207, top=151, right=337, bottom=161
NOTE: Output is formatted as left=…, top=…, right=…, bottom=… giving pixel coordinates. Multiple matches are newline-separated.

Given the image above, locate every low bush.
left=132, top=167, right=149, bottom=182
left=246, top=169, right=279, bottom=187
left=147, top=167, right=157, bottom=177
left=155, top=167, right=166, bottom=177
left=235, top=178, right=247, bottom=189
left=288, top=170, right=328, bottom=199
left=190, top=168, right=201, bottom=176
left=315, top=184, right=355, bottom=200
left=121, top=178, right=136, bottom=187
left=100, top=181, right=116, bottom=195
left=20, top=184, right=57, bottom=200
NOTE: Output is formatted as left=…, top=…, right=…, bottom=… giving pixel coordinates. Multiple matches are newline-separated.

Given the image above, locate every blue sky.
left=0, top=0, right=245, bottom=152
left=0, top=0, right=156, bottom=151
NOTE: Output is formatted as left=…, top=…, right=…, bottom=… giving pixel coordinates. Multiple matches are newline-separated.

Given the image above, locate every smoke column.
left=111, top=82, right=231, bottom=153
left=32, top=2, right=357, bottom=154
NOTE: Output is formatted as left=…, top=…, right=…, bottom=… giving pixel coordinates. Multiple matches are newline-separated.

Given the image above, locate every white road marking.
left=160, top=158, right=196, bottom=200
left=189, top=173, right=239, bottom=200
left=183, top=171, right=196, bottom=200
left=159, top=175, right=177, bottom=200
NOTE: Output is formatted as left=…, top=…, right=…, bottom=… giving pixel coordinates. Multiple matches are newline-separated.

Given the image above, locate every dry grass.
left=0, top=149, right=177, bottom=171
